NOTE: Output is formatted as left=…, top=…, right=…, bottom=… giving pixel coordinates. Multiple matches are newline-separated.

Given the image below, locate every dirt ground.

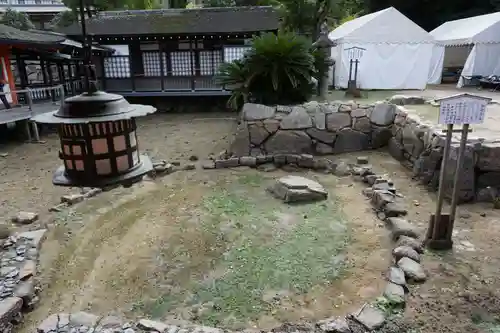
left=0, top=112, right=499, bottom=333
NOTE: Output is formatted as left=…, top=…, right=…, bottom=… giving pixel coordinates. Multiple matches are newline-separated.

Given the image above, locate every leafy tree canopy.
left=1, top=8, right=35, bottom=30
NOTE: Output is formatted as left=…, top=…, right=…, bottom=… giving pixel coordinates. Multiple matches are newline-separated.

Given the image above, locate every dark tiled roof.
left=59, top=6, right=279, bottom=36
left=0, top=24, right=66, bottom=45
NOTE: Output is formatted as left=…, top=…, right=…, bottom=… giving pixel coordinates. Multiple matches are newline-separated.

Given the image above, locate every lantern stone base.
left=52, top=155, right=153, bottom=188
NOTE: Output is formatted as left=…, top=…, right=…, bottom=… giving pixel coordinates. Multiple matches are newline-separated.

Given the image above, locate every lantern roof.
left=32, top=91, right=156, bottom=124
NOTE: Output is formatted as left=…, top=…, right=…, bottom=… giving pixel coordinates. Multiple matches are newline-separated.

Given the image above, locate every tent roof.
left=430, top=12, right=500, bottom=46
left=328, top=7, right=434, bottom=44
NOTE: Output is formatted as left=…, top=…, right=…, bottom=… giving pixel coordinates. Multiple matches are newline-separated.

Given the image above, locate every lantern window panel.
left=74, top=160, right=85, bottom=171
left=129, top=132, right=137, bottom=147
left=92, top=138, right=110, bottom=155
left=95, top=159, right=112, bottom=175
left=116, top=155, right=130, bottom=172
left=113, top=135, right=128, bottom=152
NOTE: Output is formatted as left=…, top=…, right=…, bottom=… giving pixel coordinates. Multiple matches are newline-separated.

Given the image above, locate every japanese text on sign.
left=438, top=97, right=489, bottom=125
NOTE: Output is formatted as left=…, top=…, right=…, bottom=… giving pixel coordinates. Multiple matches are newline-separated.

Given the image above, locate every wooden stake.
left=430, top=124, right=453, bottom=240
left=448, top=123, right=470, bottom=237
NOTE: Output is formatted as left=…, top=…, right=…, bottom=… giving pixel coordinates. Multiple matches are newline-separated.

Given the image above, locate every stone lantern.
left=32, top=0, right=156, bottom=188
left=313, top=22, right=335, bottom=100
left=33, top=92, right=156, bottom=188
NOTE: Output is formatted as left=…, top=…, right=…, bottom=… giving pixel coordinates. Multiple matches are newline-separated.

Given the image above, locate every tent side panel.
left=337, top=42, right=432, bottom=90
left=458, top=43, right=500, bottom=87
left=428, top=45, right=445, bottom=84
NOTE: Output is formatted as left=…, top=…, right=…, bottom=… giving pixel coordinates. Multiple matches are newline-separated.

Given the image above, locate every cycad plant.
left=217, top=32, right=315, bottom=110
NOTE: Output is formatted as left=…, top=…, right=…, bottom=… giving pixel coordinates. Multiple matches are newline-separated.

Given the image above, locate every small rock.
left=137, top=319, right=169, bottom=332
left=397, top=257, right=427, bottom=282
left=387, top=267, right=406, bottom=286
left=82, top=188, right=102, bottom=198
left=49, top=203, right=69, bottom=212
left=12, top=212, right=39, bottom=225
left=383, top=282, right=405, bottom=305
left=376, top=211, right=386, bottom=221
left=61, top=194, right=85, bottom=205
left=189, top=155, right=199, bottom=161
left=317, top=317, right=351, bottom=333
left=257, top=163, right=277, bottom=172
left=0, top=153, right=8, bottom=157
left=387, top=218, right=419, bottom=240
left=396, top=236, right=424, bottom=253
left=154, top=163, right=174, bottom=174
left=201, top=160, right=216, bottom=169
left=332, top=161, right=351, bottom=176
left=392, top=246, right=420, bottom=262
left=362, top=188, right=374, bottom=198
left=352, top=305, right=386, bottom=330
left=356, top=156, right=369, bottom=165
left=183, top=163, right=196, bottom=171
left=384, top=202, right=407, bottom=217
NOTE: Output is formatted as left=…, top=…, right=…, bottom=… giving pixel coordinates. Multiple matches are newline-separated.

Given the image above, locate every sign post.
left=426, top=93, right=491, bottom=250
left=344, top=46, right=365, bottom=98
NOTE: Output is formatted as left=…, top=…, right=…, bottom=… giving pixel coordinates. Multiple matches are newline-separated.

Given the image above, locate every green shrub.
left=217, top=32, right=316, bottom=110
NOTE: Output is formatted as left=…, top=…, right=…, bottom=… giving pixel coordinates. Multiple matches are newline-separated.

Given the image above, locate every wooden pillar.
left=40, top=60, right=50, bottom=100
left=67, top=63, right=75, bottom=96
left=189, top=40, right=195, bottom=91
left=46, top=62, right=55, bottom=102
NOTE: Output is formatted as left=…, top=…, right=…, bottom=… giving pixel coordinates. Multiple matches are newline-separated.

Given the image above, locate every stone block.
left=267, top=176, right=327, bottom=203
left=229, top=125, right=250, bottom=156
left=387, top=137, right=405, bottom=161
left=352, top=305, right=385, bottom=330
left=11, top=212, right=38, bottom=225
left=61, top=194, right=84, bottom=205
left=332, top=128, right=369, bottom=153
left=264, top=130, right=313, bottom=154
left=242, top=103, right=275, bottom=120
left=249, top=122, right=271, bottom=145
left=352, top=117, right=371, bottom=133
left=387, top=217, right=419, bottom=240
left=370, top=102, right=396, bottom=126
left=397, top=257, right=427, bottom=282
left=215, top=158, right=240, bottom=168
left=477, top=142, right=500, bottom=171
left=306, top=128, right=337, bottom=144
left=371, top=125, right=392, bottom=148
left=326, top=112, right=352, bottom=132
left=280, top=106, right=313, bottom=129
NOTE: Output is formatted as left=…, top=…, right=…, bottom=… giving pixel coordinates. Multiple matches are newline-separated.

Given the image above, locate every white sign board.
left=438, top=96, right=489, bottom=125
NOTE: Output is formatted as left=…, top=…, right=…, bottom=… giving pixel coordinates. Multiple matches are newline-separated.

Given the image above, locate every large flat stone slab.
left=268, top=175, right=328, bottom=203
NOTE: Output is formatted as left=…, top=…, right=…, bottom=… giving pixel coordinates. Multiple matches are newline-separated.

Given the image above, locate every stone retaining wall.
left=229, top=101, right=396, bottom=157
left=227, top=96, right=500, bottom=203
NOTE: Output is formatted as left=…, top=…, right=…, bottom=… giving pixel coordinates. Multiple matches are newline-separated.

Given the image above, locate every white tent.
left=328, top=7, right=435, bottom=90
left=429, top=11, right=500, bottom=87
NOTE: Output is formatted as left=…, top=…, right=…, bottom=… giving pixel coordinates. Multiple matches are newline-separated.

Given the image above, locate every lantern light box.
left=33, top=91, right=156, bottom=188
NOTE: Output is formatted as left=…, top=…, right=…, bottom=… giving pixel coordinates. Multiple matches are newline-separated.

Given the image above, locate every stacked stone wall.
left=226, top=96, right=500, bottom=202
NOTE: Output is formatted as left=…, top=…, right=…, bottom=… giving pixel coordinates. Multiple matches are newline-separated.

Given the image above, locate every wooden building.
left=59, top=6, right=280, bottom=96
left=0, top=23, right=111, bottom=141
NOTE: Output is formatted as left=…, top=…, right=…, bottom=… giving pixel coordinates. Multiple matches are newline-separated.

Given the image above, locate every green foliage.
left=217, top=32, right=315, bottom=110
left=48, top=10, right=77, bottom=30
left=1, top=8, right=35, bottom=30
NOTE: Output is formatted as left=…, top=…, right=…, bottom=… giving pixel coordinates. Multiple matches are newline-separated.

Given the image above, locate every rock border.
left=30, top=156, right=428, bottom=333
